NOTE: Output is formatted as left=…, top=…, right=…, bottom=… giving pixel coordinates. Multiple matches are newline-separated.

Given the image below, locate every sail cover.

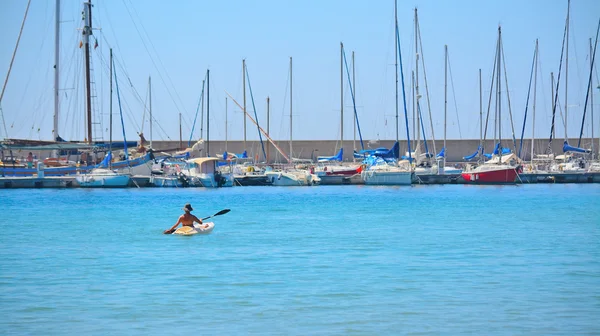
left=377, top=141, right=399, bottom=159
left=223, top=150, right=248, bottom=160
left=483, top=143, right=511, bottom=159
left=353, top=142, right=399, bottom=159
left=317, top=148, right=343, bottom=162
left=436, top=147, right=445, bottom=158
left=97, top=151, right=113, bottom=168
left=463, top=146, right=482, bottom=161
left=563, top=141, right=591, bottom=154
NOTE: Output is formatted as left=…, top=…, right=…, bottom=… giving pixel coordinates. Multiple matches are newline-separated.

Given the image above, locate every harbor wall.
left=152, top=137, right=597, bottom=163
left=4, top=138, right=597, bottom=163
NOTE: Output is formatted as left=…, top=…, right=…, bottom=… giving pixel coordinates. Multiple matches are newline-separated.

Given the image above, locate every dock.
left=0, top=176, right=78, bottom=188
left=1, top=172, right=599, bottom=189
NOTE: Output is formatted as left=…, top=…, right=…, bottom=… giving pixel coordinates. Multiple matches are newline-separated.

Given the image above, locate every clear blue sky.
left=1, top=0, right=599, bottom=147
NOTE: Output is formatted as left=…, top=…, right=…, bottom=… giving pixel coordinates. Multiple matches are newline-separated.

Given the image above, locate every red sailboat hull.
left=323, top=166, right=362, bottom=176
left=461, top=166, right=518, bottom=184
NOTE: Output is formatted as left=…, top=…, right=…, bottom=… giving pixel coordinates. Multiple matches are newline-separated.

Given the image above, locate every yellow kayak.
left=173, top=222, right=215, bottom=235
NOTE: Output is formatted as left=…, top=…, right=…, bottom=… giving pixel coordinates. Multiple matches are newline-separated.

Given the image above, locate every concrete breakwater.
left=152, top=138, right=598, bottom=163
left=3, top=138, right=597, bottom=164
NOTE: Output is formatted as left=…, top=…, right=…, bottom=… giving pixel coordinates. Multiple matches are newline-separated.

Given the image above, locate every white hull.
left=415, top=166, right=463, bottom=175
left=193, top=173, right=234, bottom=188
left=113, top=160, right=152, bottom=176
left=150, top=175, right=185, bottom=187
left=76, top=169, right=131, bottom=188
left=362, top=168, right=412, bottom=185
left=265, top=171, right=318, bottom=186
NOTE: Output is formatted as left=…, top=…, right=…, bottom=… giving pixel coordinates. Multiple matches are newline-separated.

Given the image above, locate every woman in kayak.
left=163, top=203, right=209, bottom=234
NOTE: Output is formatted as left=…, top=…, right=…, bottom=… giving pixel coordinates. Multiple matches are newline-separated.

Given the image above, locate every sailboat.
left=361, top=0, right=413, bottom=186
left=1, top=0, right=153, bottom=178
left=229, top=62, right=273, bottom=186
left=264, top=57, right=319, bottom=186
left=183, top=69, right=233, bottom=188
left=461, top=27, right=519, bottom=184
left=404, top=12, right=464, bottom=183
left=315, top=43, right=363, bottom=185
left=76, top=47, right=132, bottom=188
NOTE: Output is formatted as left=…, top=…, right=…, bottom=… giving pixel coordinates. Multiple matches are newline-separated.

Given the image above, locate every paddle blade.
left=201, top=209, right=231, bottom=221
left=214, top=209, right=230, bottom=216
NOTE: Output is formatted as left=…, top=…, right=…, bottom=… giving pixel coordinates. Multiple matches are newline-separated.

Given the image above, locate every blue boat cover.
left=317, top=148, right=343, bottom=162
left=377, top=141, right=399, bottom=159
left=223, top=150, right=248, bottom=160
left=354, top=148, right=380, bottom=157
left=463, top=146, right=482, bottom=161
left=353, top=142, right=399, bottom=159
left=172, top=152, right=190, bottom=160
left=563, top=141, right=591, bottom=154
left=97, top=151, right=112, bottom=168
left=479, top=143, right=511, bottom=159
left=436, top=147, right=445, bottom=159
left=353, top=151, right=367, bottom=159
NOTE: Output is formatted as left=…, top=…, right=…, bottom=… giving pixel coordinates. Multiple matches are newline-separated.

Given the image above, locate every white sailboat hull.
left=265, top=171, right=317, bottom=186
left=75, top=169, right=131, bottom=188
left=193, top=173, right=234, bottom=188
left=361, top=168, right=412, bottom=185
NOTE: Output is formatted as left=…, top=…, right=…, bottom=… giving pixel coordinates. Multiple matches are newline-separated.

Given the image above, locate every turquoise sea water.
left=1, top=184, right=599, bottom=335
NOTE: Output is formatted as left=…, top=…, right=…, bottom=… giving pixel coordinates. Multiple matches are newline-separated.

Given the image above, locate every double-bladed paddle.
left=164, top=209, right=231, bottom=234
left=201, top=209, right=231, bottom=221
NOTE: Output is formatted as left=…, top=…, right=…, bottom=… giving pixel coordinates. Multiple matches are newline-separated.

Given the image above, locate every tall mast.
left=551, top=72, right=555, bottom=141
left=206, top=69, right=210, bottom=157
left=352, top=50, right=356, bottom=155
left=394, top=1, right=399, bottom=145
left=149, top=76, right=152, bottom=149
left=242, top=59, right=247, bottom=150
left=225, top=97, right=228, bottom=152
left=591, top=38, right=595, bottom=160
left=266, top=96, right=270, bottom=163
left=479, top=69, right=483, bottom=161
left=289, top=56, right=293, bottom=160
left=564, top=0, right=570, bottom=141
left=82, top=1, right=93, bottom=144
left=531, top=39, right=539, bottom=163
left=109, top=48, right=113, bottom=169
left=53, top=0, right=60, bottom=141
left=179, top=113, right=182, bottom=150
left=497, top=26, right=502, bottom=162
left=411, top=71, right=415, bottom=150
left=200, top=79, right=205, bottom=140
left=340, top=43, right=344, bottom=153
left=414, top=8, right=420, bottom=153
left=444, top=44, right=448, bottom=168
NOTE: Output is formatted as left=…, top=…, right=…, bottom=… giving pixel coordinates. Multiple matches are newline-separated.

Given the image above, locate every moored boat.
left=75, top=168, right=131, bottom=188
left=186, top=157, right=233, bottom=188
left=461, top=162, right=519, bottom=184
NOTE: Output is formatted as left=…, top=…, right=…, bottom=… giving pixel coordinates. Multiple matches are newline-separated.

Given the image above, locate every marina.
left=2, top=168, right=600, bottom=188
left=1, top=0, right=600, bottom=334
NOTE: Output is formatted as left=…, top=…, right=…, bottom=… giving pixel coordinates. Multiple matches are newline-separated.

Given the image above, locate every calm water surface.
left=1, top=184, right=599, bottom=335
